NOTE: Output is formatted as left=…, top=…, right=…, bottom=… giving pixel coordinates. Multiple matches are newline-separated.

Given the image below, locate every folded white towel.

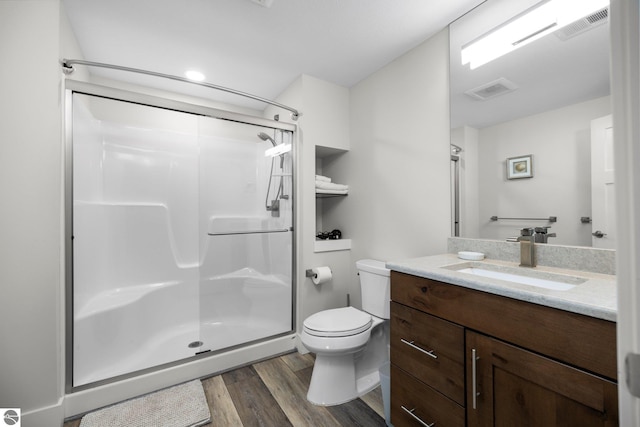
left=315, top=175, right=331, bottom=183
left=316, top=188, right=349, bottom=195
left=315, top=180, right=349, bottom=191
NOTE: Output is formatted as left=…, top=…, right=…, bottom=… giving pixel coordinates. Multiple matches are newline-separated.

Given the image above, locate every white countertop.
left=387, top=253, right=617, bottom=322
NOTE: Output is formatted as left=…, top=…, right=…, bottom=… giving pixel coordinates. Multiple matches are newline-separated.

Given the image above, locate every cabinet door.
left=466, top=331, right=618, bottom=427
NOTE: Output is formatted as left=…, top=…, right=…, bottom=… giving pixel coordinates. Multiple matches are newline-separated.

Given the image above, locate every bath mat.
left=80, top=380, right=210, bottom=427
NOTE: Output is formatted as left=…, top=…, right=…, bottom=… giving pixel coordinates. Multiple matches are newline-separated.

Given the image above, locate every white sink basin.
left=447, top=263, right=587, bottom=291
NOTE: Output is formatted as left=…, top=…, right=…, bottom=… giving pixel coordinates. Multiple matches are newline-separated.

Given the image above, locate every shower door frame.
left=64, top=80, right=298, bottom=393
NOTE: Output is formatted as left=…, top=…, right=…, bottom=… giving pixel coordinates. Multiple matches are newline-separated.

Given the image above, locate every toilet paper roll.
left=311, top=266, right=332, bottom=285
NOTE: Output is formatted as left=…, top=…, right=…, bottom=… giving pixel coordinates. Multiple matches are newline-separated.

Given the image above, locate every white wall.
left=469, top=96, right=611, bottom=246
left=272, top=28, right=452, bottom=331
left=0, top=1, right=65, bottom=425
left=342, top=28, right=452, bottom=307
left=298, top=76, right=352, bottom=326
left=267, top=75, right=353, bottom=342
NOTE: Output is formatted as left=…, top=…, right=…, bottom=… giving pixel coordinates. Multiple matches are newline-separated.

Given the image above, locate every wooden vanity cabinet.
left=390, top=271, right=618, bottom=427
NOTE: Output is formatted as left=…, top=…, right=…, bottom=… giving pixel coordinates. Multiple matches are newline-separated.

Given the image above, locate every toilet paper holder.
left=306, top=266, right=333, bottom=285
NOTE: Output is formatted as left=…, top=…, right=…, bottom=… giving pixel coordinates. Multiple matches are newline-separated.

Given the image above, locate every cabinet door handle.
left=401, top=338, right=438, bottom=359
left=401, top=406, right=435, bottom=427
left=472, top=348, right=480, bottom=409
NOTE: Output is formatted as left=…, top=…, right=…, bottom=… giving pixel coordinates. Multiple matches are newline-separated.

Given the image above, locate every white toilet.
left=301, top=259, right=390, bottom=406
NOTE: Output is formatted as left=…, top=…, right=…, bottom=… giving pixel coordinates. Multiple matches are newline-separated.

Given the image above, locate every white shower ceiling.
left=62, top=0, right=485, bottom=111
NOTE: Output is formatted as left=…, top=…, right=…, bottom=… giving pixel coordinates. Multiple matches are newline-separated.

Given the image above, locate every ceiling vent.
left=464, top=77, right=519, bottom=101
left=555, top=7, right=609, bottom=41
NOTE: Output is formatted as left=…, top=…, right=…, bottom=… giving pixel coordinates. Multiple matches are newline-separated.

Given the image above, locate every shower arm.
left=61, top=58, right=300, bottom=121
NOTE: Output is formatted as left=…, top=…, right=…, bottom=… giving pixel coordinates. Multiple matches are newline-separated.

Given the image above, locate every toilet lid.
left=303, top=307, right=372, bottom=337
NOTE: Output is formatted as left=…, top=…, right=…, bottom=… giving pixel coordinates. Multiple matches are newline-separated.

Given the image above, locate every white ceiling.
left=62, top=0, right=485, bottom=111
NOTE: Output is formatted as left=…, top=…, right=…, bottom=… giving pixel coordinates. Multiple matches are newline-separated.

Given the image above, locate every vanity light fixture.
left=461, top=0, right=609, bottom=69
left=184, top=70, right=206, bottom=82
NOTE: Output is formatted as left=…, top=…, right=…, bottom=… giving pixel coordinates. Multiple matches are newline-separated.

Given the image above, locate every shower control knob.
left=592, top=230, right=607, bottom=238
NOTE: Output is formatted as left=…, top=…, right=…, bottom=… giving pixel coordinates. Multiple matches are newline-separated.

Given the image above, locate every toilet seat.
left=303, top=307, right=372, bottom=337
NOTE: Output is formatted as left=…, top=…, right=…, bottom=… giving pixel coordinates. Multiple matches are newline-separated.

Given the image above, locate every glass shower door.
left=197, top=117, right=293, bottom=353
left=71, top=94, right=201, bottom=386
left=71, top=92, right=294, bottom=388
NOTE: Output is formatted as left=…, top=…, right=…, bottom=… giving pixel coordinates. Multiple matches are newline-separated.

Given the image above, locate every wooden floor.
left=64, top=352, right=386, bottom=427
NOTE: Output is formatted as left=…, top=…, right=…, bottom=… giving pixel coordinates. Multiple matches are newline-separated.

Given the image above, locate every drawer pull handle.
left=472, top=348, right=480, bottom=409
left=401, top=406, right=435, bottom=427
left=401, top=338, right=438, bottom=359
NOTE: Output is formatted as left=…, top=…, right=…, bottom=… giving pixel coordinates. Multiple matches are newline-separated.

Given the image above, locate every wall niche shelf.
left=315, top=145, right=349, bottom=252
left=314, top=238, right=352, bottom=253
left=316, top=192, right=348, bottom=199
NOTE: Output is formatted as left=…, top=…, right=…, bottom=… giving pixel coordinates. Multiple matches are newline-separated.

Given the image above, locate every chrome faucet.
left=534, top=226, right=556, bottom=244
left=518, top=228, right=536, bottom=267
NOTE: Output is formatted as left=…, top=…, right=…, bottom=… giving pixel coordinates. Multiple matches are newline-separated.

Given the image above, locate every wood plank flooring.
left=64, top=352, right=386, bottom=427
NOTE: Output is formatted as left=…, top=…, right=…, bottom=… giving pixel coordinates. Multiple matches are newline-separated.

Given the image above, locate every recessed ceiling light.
left=185, top=70, right=205, bottom=82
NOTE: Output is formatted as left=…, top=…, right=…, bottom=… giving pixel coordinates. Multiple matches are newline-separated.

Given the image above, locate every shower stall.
left=66, top=83, right=295, bottom=390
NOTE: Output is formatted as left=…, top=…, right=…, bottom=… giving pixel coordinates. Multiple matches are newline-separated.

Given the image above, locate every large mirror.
left=449, top=0, right=613, bottom=248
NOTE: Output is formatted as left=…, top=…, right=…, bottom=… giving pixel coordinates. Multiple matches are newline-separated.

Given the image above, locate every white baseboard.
left=21, top=397, right=65, bottom=427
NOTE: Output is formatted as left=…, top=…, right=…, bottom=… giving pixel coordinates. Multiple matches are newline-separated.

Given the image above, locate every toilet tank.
left=356, top=259, right=390, bottom=319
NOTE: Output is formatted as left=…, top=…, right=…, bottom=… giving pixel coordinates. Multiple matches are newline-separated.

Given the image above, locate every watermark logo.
left=2, top=409, right=20, bottom=426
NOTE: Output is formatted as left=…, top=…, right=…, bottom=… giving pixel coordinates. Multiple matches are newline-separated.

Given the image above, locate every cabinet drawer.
left=391, top=364, right=465, bottom=427
left=391, top=301, right=465, bottom=405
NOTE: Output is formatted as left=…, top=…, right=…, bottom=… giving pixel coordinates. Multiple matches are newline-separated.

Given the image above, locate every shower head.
left=451, top=144, right=463, bottom=154
left=258, top=132, right=277, bottom=147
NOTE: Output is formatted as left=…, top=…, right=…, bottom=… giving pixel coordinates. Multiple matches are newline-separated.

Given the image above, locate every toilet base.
left=306, top=353, right=381, bottom=406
